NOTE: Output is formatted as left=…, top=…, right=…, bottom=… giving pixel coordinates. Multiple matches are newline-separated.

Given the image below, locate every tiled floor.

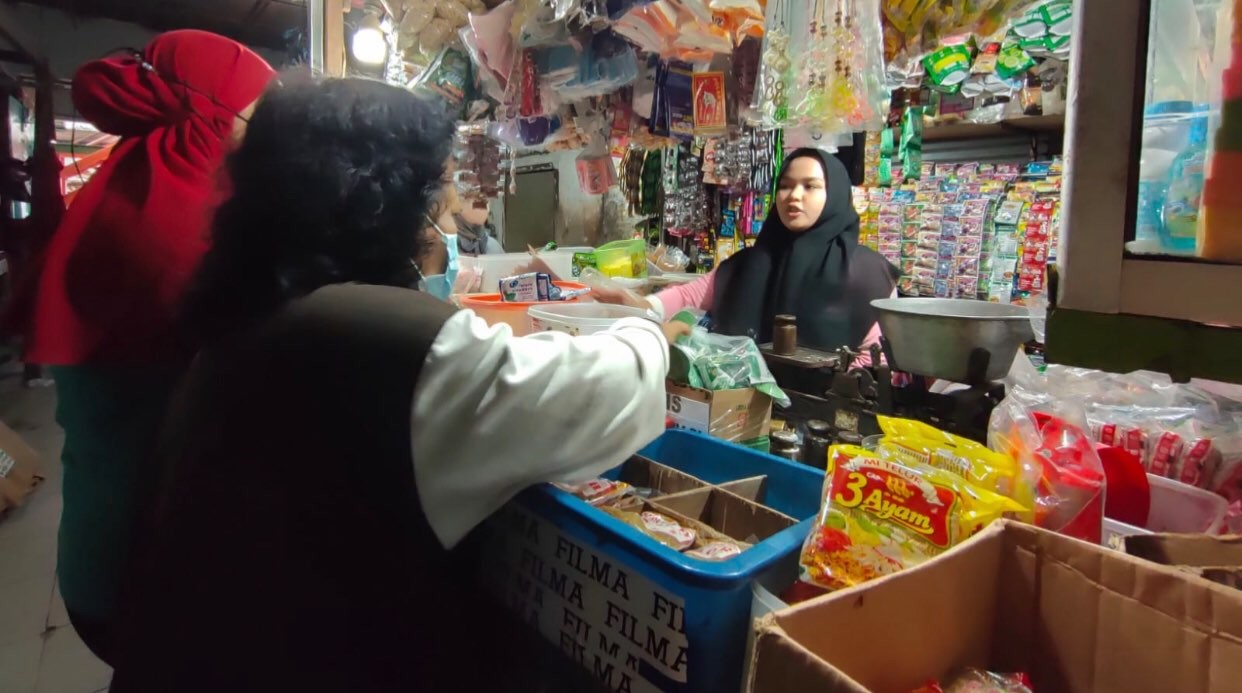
left=0, top=372, right=112, bottom=693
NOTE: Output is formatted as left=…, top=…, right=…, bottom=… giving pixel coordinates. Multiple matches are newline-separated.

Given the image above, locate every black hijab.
left=712, top=149, right=897, bottom=350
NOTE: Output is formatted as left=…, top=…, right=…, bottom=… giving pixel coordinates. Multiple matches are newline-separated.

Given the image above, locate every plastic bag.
left=989, top=398, right=1106, bottom=543
left=800, top=445, right=1025, bottom=591
left=672, top=319, right=791, bottom=407
left=877, top=415, right=1023, bottom=497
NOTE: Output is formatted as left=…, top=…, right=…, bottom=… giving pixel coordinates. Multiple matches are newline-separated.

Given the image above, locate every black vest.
left=110, top=283, right=494, bottom=692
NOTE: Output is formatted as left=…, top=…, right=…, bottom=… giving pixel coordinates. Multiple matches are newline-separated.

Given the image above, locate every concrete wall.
left=501, top=150, right=602, bottom=247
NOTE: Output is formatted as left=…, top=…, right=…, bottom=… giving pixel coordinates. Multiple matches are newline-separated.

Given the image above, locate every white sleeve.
left=646, top=294, right=666, bottom=320
left=411, top=310, right=669, bottom=548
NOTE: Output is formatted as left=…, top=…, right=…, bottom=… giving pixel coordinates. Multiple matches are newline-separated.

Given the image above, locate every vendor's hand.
left=661, top=320, right=692, bottom=345
left=592, top=285, right=649, bottom=310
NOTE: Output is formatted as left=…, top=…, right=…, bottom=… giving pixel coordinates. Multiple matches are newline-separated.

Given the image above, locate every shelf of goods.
left=921, top=114, right=1066, bottom=142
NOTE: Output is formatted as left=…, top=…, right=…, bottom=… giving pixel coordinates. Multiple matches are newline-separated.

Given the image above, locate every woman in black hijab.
left=598, top=149, right=896, bottom=356
left=712, top=148, right=897, bottom=349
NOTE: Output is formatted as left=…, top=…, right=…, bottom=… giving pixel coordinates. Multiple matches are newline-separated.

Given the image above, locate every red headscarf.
left=23, top=30, right=275, bottom=365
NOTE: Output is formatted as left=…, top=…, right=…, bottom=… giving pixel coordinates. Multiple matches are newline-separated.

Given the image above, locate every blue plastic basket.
left=480, top=430, right=824, bottom=693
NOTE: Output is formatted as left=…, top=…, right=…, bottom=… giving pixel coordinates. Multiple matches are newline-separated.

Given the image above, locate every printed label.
left=831, top=461, right=956, bottom=548
left=666, top=393, right=711, bottom=434
left=482, top=504, right=689, bottom=693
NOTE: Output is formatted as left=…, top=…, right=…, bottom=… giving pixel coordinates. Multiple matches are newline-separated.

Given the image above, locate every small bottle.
left=773, top=314, right=797, bottom=355
left=1162, top=113, right=1209, bottom=253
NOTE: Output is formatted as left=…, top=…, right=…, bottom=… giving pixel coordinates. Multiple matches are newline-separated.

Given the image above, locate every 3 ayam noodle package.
left=750, top=520, right=1242, bottom=693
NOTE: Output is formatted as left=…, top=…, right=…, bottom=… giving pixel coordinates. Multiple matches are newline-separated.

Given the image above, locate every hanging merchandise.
left=662, top=62, right=696, bottom=139
left=692, top=72, right=728, bottom=136
left=453, top=122, right=514, bottom=200
left=409, top=46, right=475, bottom=120
left=880, top=0, right=1050, bottom=68
left=750, top=0, right=887, bottom=136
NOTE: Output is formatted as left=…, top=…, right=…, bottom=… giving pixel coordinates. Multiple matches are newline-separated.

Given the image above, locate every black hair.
left=180, top=77, right=454, bottom=342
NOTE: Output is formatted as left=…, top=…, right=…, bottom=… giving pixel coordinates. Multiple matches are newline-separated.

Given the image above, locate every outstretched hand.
left=592, top=285, right=649, bottom=310
left=661, top=320, right=692, bottom=345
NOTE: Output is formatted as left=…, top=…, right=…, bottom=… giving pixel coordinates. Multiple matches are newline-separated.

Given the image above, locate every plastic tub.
left=527, top=302, right=655, bottom=336
left=572, top=239, right=647, bottom=278
left=458, top=247, right=593, bottom=289
left=458, top=281, right=589, bottom=336
left=1102, top=474, right=1228, bottom=550
left=478, top=430, right=825, bottom=693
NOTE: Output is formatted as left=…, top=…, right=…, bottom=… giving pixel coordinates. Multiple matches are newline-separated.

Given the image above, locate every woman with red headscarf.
left=22, top=30, right=274, bottom=661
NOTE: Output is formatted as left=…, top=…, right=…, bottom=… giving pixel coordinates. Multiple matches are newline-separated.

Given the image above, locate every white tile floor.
left=0, top=374, right=112, bottom=693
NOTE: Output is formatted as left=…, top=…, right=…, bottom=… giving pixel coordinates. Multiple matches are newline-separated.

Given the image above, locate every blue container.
left=479, top=430, right=824, bottom=693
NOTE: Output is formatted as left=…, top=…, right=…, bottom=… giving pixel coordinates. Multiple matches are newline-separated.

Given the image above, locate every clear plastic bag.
left=673, top=321, right=791, bottom=408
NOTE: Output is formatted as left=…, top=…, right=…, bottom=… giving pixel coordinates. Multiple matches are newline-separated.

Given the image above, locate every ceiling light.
left=351, top=14, right=388, bottom=65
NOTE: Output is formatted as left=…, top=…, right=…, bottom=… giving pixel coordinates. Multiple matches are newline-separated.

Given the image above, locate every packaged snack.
left=911, top=668, right=1033, bottom=693
left=800, top=446, right=1024, bottom=591
left=640, top=511, right=697, bottom=550
left=555, top=478, right=635, bottom=507
left=686, top=541, right=743, bottom=562
left=877, top=415, right=1023, bottom=496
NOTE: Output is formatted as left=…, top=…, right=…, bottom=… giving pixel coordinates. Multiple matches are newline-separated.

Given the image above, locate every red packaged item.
left=1148, top=431, right=1185, bottom=478
left=1178, top=438, right=1218, bottom=488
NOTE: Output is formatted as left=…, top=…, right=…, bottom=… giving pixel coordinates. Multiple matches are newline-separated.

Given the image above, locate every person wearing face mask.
left=596, top=149, right=897, bottom=365
left=413, top=189, right=461, bottom=300
left=110, top=78, right=687, bottom=692
left=11, top=30, right=275, bottom=662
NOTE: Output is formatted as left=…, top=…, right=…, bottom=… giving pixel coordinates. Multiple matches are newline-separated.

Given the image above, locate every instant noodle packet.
left=877, top=415, right=1022, bottom=497
left=800, top=445, right=1026, bottom=591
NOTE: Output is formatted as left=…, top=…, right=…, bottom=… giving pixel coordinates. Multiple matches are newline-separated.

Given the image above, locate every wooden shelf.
left=921, top=114, right=1066, bottom=142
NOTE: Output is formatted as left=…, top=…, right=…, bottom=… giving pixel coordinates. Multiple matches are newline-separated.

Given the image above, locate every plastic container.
left=527, top=302, right=655, bottom=336
left=458, top=247, right=593, bottom=290
left=1161, top=112, right=1209, bottom=253
left=1102, top=473, right=1228, bottom=550
left=479, top=430, right=825, bottom=693
left=458, top=281, right=589, bottom=336
left=1133, top=101, right=1196, bottom=250
left=572, top=239, right=647, bottom=279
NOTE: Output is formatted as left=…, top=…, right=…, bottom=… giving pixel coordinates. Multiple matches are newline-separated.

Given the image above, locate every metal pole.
left=307, top=0, right=325, bottom=75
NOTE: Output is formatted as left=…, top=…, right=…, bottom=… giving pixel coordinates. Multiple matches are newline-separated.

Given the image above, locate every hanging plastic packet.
left=575, top=150, right=616, bottom=195
left=922, top=42, right=974, bottom=92
left=995, top=40, right=1036, bottom=81
left=410, top=47, right=474, bottom=121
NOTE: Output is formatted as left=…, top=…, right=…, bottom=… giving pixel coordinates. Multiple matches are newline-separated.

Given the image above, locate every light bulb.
left=351, top=26, right=387, bottom=65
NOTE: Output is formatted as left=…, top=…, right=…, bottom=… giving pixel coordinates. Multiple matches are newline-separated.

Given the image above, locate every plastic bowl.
left=459, top=282, right=589, bottom=337
left=527, top=302, right=655, bottom=336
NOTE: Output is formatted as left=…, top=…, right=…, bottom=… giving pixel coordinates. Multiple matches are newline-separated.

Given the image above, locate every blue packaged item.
left=479, top=430, right=824, bottom=693
left=1161, top=111, right=1209, bottom=253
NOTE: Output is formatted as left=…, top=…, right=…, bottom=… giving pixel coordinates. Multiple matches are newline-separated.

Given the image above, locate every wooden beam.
left=324, top=0, right=346, bottom=77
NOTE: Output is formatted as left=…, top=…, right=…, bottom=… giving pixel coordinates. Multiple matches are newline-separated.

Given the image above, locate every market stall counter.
left=477, top=429, right=824, bottom=693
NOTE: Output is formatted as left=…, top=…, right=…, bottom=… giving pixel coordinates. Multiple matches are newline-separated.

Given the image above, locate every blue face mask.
left=417, top=215, right=459, bottom=301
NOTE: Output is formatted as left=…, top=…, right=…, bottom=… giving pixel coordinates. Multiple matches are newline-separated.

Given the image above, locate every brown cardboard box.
left=666, top=381, right=772, bottom=443
left=1126, top=533, right=1242, bottom=590
left=750, top=520, right=1242, bottom=693
left=0, top=421, right=43, bottom=513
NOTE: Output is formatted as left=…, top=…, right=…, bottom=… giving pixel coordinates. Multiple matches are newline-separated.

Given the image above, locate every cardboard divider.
left=614, top=455, right=709, bottom=497
left=716, top=475, right=770, bottom=504
left=653, top=487, right=797, bottom=546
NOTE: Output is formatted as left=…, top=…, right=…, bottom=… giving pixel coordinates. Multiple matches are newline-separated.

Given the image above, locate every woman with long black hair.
left=110, top=77, right=682, bottom=692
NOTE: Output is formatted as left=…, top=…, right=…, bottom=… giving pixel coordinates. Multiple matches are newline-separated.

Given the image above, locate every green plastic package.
left=669, top=310, right=791, bottom=408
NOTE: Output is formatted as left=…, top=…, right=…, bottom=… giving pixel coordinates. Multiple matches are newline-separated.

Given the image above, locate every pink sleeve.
left=852, top=322, right=885, bottom=368
left=653, top=269, right=716, bottom=317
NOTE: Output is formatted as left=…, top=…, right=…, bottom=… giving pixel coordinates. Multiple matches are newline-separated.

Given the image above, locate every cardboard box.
left=750, top=520, right=1242, bottom=693
left=1125, top=533, right=1242, bottom=590
left=666, top=381, right=772, bottom=443
left=0, top=422, right=43, bottom=513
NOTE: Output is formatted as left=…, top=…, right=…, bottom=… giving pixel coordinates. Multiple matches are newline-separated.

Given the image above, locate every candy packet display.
left=799, top=445, right=1025, bottom=592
